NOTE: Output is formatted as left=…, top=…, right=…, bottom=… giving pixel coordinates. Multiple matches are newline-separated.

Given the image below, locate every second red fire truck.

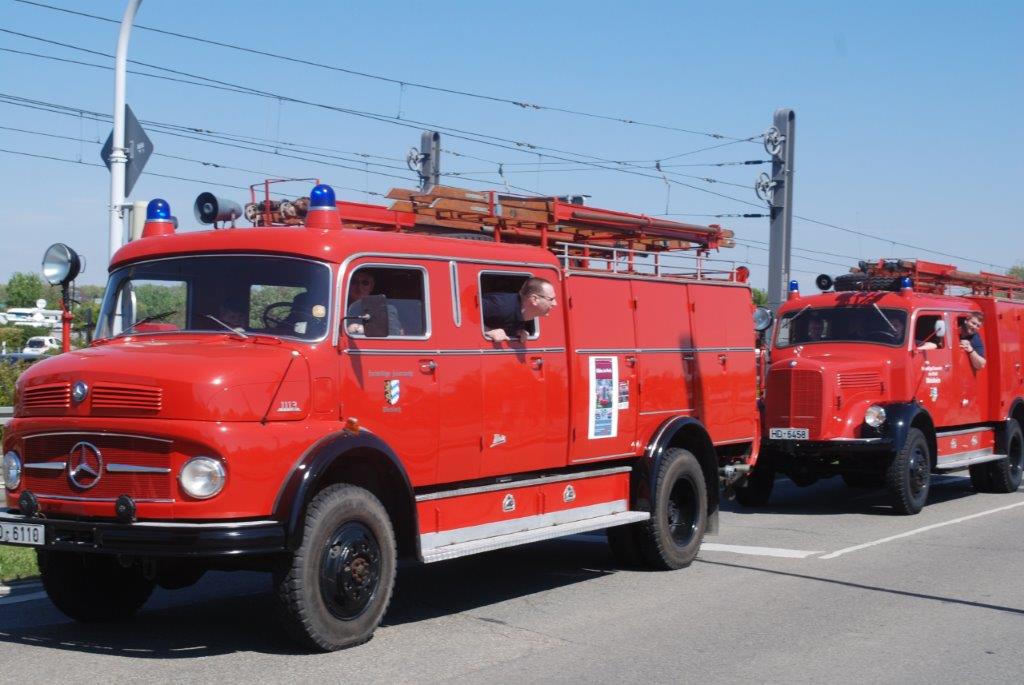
left=740, top=259, right=1024, bottom=514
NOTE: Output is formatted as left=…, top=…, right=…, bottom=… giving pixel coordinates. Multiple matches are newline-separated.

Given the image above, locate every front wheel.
left=886, top=427, right=931, bottom=515
left=274, top=484, right=396, bottom=652
left=37, top=550, right=154, bottom=622
left=635, top=447, right=708, bottom=570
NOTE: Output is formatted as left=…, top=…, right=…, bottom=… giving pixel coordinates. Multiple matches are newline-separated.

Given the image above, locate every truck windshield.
left=95, top=255, right=332, bottom=341
left=775, top=306, right=908, bottom=348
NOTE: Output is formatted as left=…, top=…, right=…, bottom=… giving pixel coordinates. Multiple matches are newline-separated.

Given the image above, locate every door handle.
left=530, top=357, right=544, bottom=370
left=625, top=355, right=636, bottom=367
left=420, top=360, right=437, bottom=374
left=718, top=353, right=727, bottom=365
left=944, top=364, right=952, bottom=371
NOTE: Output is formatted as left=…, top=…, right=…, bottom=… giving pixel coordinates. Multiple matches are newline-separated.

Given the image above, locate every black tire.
left=37, top=550, right=154, bottom=622
left=635, top=448, right=708, bottom=570
left=833, top=273, right=867, bottom=291
left=606, top=523, right=645, bottom=567
left=886, top=427, right=931, bottom=515
left=841, top=472, right=886, bottom=488
left=274, top=484, right=396, bottom=652
left=976, top=420, right=1024, bottom=493
left=734, top=456, right=775, bottom=507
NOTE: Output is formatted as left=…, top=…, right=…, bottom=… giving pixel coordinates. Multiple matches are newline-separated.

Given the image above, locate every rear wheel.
left=274, top=484, right=396, bottom=651
left=37, top=550, right=154, bottom=622
left=975, top=420, right=1024, bottom=493
left=886, top=428, right=931, bottom=515
left=635, top=448, right=708, bottom=570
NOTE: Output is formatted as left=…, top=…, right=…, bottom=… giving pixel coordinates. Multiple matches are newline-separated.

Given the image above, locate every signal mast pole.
left=761, top=108, right=796, bottom=310
left=108, top=0, right=143, bottom=260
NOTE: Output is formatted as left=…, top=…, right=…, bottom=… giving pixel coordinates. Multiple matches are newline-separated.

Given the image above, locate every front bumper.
left=0, top=509, right=287, bottom=557
left=766, top=437, right=894, bottom=456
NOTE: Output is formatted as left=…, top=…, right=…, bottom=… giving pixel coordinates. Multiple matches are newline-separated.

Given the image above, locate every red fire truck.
left=739, top=259, right=1024, bottom=514
left=1, top=182, right=766, bottom=650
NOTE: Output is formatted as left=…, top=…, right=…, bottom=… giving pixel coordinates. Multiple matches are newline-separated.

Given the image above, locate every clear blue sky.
left=1, top=0, right=1021, bottom=290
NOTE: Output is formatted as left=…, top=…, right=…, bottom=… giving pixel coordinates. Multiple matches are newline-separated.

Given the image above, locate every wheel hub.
left=319, top=522, right=381, bottom=620
left=909, top=446, right=929, bottom=496
left=667, top=479, right=699, bottom=546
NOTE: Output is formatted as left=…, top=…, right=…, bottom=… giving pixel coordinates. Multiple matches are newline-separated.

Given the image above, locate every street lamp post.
left=108, top=0, right=143, bottom=261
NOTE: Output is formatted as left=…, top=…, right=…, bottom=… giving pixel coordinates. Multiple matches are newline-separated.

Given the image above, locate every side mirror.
left=753, top=306, right=774, bottom=332
left=934, top=319, right=947, bottom=339
left=361, top=294, right=390, bottom=338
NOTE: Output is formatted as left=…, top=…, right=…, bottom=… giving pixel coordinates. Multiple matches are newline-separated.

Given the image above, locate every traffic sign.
left=100, top=104, right=154, bottom=196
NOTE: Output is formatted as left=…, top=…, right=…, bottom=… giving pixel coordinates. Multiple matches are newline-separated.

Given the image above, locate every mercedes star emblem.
left=71, top=381, right=89, bottom=403
left=67, top=441, right=103, bottom=490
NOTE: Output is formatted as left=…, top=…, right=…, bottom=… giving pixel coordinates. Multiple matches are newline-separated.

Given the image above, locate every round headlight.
left=3, top=451, right=22, bottom=491
left=753, top=307, right=774, bottom=332
left=42, top=243, right=82, bottom=286
left=179, top=457, right=226, bottom=499
left=865, top=405, right=887, bottom=428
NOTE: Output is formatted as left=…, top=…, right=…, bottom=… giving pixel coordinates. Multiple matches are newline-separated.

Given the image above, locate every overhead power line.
left=13, top=0, right=760, bottom=144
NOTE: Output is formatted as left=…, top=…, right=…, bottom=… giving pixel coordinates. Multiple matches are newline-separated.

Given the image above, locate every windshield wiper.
left=870, top=303, right=897, bottom=332
left=118, top=310, right=177, bottom=336
left=205, top=314, right=249, bottom=339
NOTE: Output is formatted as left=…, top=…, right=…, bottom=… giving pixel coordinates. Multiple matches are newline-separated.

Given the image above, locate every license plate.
left=0, top=522, right=45, bottom=546
left=770, top=427, right=809, bottom=440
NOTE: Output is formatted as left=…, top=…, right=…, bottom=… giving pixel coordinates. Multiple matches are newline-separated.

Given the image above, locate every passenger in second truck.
left=959, top=313, right=986, bottom=370
left=483, top=277, right=557, bottom=343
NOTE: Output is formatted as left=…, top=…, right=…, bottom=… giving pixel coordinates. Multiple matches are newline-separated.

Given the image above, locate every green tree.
left=752, top=288, right=768, bottom=306
left=5, top=273, right=46, bottom=308
left=1010, top=263, right=1024, bottom=280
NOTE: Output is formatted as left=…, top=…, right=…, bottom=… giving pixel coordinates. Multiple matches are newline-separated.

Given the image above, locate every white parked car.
left=22, top=336, right=60, bottom=356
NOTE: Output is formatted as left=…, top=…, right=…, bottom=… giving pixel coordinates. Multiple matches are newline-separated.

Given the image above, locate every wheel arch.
left=997, top=398, right=1024, bottom=454
left=273, top=431, right=419, bottom=560
left=883, top=402, right=936, bottom=467
left=640, top=417, right=720, bottom=530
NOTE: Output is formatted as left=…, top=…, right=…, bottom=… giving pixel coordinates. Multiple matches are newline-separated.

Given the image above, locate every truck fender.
left=638, top=416, right=720, bottom=533
left=879, top=402, right=935, bottom=461
left=272, top=430, right=419, bottom=559
left=997, top=398, right=1024, bottom=454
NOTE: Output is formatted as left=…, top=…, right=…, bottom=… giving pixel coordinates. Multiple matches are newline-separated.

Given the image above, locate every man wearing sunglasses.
left=346, top=271, right=403, bottom=336
left=483, top=277, right=557, bottom=343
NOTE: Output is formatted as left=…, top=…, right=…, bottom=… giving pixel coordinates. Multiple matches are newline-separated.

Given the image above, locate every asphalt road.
left=2, top=473, right=1021, bottom=684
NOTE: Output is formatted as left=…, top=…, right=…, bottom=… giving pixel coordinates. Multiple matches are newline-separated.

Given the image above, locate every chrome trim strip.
left=449, top=260, right=462, bottom=327
left=639, top=408, right=694, bottom=416
left=936, top=427, right=994, bottom=438
left=713, top=436, right=757, bottom=446
left=576, top=347, right=755, bottom=354
left=345, top=347, right=566, bottom=356
left=0, top=510, right=276, bottom=529
left=106, top=464, right=172, bottom=474
left=937, top=448, right=998, bottom=469
left=421, top=509, right=649, bottom=564
left=24, top=462, right=66, bottom=471
left=569, top=453, right=637, bottom=464
left=823, top=438, right=886, bottom=444
left=24, top=432, right=172, bottom=444
left=415, top=465, right=632, bottom=502
left=421, top=500, right=629, bottom=550
left=31, top=494, right=175, bottom=503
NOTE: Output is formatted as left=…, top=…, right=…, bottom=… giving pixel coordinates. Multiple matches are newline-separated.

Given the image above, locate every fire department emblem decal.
left=929, top=387, right=938, bottom=402
left=67, top=441, right=103, bottom=490
left=502, top=493, right=516, bottom=513
left=384, top=379, right=401, bottom=405
left=562, top=484, right=576, bottom=503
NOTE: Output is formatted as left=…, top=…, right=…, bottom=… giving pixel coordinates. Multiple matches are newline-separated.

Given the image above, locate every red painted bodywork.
left=4, top=203, right=760, bottom=534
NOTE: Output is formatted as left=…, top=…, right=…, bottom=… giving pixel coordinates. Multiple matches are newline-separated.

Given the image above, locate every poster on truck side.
left=588, top=356, right=618, bottom=439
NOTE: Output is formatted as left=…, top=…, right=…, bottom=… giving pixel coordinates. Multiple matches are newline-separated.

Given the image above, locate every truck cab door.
left=912, top=312, right=955, bottom=421
left=951, top=312, right=985, bottom=424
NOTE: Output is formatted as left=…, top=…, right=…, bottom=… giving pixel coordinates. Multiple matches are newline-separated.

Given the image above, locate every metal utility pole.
left=418, top=131, right=441, bottom=191
left=758, top=108, right=796, bottom=310
left=108, top=0, right=143, bottom=261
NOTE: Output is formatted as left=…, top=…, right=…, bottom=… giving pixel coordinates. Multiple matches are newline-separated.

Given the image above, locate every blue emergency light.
left=309, top=184, right=336, bottom=209
left=789, top=280, right=799, bottom=292
left=901, top=277, right=913, bottom=289
left=146, top=199, right=172, bottom=221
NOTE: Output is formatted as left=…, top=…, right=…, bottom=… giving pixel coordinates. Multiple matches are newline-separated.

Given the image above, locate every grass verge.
left=0, top=545, right=39, bottom=582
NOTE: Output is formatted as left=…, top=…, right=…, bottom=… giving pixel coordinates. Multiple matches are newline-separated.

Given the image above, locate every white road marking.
left=0, top=591, right=47, bottom=606
left=821, top=499, right=1024, bottom=559
left=700, top=543, right=822, bottom=559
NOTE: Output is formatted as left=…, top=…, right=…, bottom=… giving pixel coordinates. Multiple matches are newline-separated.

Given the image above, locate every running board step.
left=421, top=510, right=649, bottom=564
